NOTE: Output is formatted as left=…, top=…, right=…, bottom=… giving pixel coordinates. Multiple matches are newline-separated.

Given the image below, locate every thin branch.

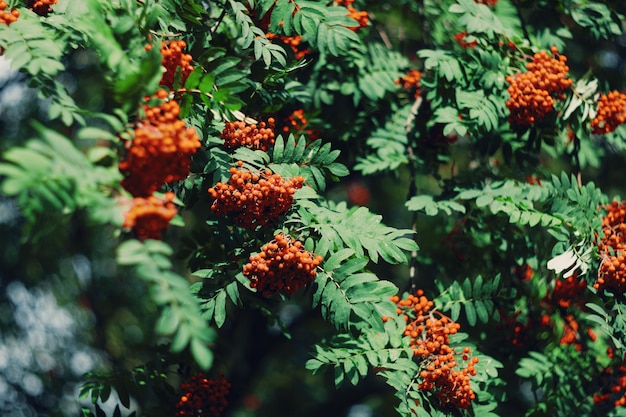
left=211, top=6, right=229, bottom=36
left=572, top=136, right=583, bottom=187
left=405, top=96, right=423, bottom=291
left=368, top=12, right=393, bottom=50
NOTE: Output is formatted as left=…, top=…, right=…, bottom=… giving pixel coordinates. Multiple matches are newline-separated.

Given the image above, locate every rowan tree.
left=1, top=0, right=626, bottom=416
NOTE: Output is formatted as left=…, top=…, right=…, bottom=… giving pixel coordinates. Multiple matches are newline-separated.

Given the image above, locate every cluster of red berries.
left=27, top=0, right=57, bottom=15
left=329, top=0, right=368, bottom=31
left=506, top=46, right=573, bottom=126
left=266, top=33, right=310, bottom=60
left=558, top=314, right=580, bottom=348
left=122, top=192, right=177, bottom=240
left=590, top=90, right=626, bottom=134
left=221, top=118, right=276, bottom=151
left=388, top=290, right=478, bottom=409
left=475, top=0, right=497, bottom=5
left=594, top=367, right=626, bottom=408
left=0, top=1, right=19, bottom=25
left=596, top=201, right=626, bottom=292
left=515, top=263, right=534, bottom=281
left=175, top=373, right=231, bottom=417
left=454, top=31, right=477, bottom=49
left=525, top=175, right=542, bottom=186
left=345, top=6, right=368, bottom=31
left=282, top=109, right=307, bottom=134
left=396, top=69, right=422, bottom=99
left=280, top=109, right=320, bottom=139
left=119, top=90, right=202, bottom=197
left=593, top=350, right=626, bottom=408
left=208, top=162, right=304, bottom=229
left=146, top=40, right=194, bottom=89
left=499, top=311, right=531, bottom=349
left=243, top=233, right=322, bottom=297
left=549, top=273, right=587, bottom=309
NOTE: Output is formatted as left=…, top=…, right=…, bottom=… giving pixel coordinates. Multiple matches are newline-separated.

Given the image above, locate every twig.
left=211, top=6, right=228, bottom=36
left=368, top=12, right=393, bottom=50
left=572, top=136, right=583, bottom=187
left=405, top=96, right=423, bottom=291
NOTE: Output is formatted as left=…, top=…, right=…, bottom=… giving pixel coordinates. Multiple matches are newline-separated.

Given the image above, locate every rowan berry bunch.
left=454, top=31, right=477, bottom=49
left=594, top=361, right=626, bottom=409
left=208, top=162, right=304, bottom=229
left=390, top=290, right=478, bottom=409
left=27, top=0, right=57, bottom=15
left=122, top=192, right=177, bottom=240
left=119, top=90, right=202, bottom=197
left=549, top=273, right=587, bottom=309
left=279, top=109, right=321, bottom=139
left=281, top=109, right=307, bottom=134
left=515, top=263, right=534, bottom=281
left=559, top=314, right=584, bottom=349
left=499, top=312, right=531, bottom=349
left=266, top=33, right=309, bottom=60
left=506, top=46, right=573, bottom=126
left=596, top=201, right=626, bottom=292
left=0, top=1, right=19, bottom=25
left=396, top=69, right=422, bottom=99
left=221, top=118, right=276, bottom=151
left=175, top=373, right=231, bottom=417
left=475, top=0, right=497, bottom=5
left=345, top=6, right=368, bottom=31
left=590, top=90, right=626, bottom=134
left=146, top=40, right=194, bottom=89
left=243, top=233, right=322, bottom=297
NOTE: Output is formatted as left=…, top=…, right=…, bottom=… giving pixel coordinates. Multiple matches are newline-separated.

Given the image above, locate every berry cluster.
left=122, top=192, right=177, bottom=240
left=475, top=0, right=497, bottom=5
left=334, top=0, right=369, bottom=30
left=396, top=69, right=422, bottom=99
left=390, top=290, right=478, bottom=409
left=27, top=0, right=57, bottom=15
left=280, top=109, right=321, bottom=139
left=515, top=263, right=534, bottom=281
left=549, top=273, right=587, bottom=309
left=281, top=109, right=307, bottom=134
left=176, top=373, right=231, bottom=417
left=345, top=180, right=370, bottom=206
left=559, top=314, right=582, bottom=348
left=594, top=353, right=626, bottom=409
left=346, top=7, right=368, bottom=31
left=146, top=40, right=194, bottom=89
left=454, top=31, right=477, bottom=49
left=506, top=47, right=573, bottom=126
left=0, top=1, right=19, bottom=25
left=266, top=33, right=310, bottom=60
left=208, top=162, right=304, bottom=229
left=243, top=233, right=322, bottom=297
left=119, top=90, right=202, bottom=197
left=596, top=201, right=626, bottom=292
left=595, top=368, right=626, bottom=407
left=221, top=118, right=276, bottom=151
left=590, top=90, right=626, bottom=135
left=499, top=312, right=531, bottom=349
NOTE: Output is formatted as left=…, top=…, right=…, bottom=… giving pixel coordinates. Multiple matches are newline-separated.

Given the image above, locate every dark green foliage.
left=2, top=0, right=626, bottom=416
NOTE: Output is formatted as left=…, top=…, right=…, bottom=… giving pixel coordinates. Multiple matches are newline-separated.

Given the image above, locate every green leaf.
left=323, top=248, right=355, bottom=271
left=214, top=290, right=227, bottom=328
left=190, top=337, right=214, bottom=370
left=171, top=324, right=191, bottom=353
left=155, top=307, right=179, bottom=335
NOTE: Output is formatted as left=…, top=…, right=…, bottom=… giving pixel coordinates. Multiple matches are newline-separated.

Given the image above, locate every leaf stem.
left=405, top=96, right=423, bottom=291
